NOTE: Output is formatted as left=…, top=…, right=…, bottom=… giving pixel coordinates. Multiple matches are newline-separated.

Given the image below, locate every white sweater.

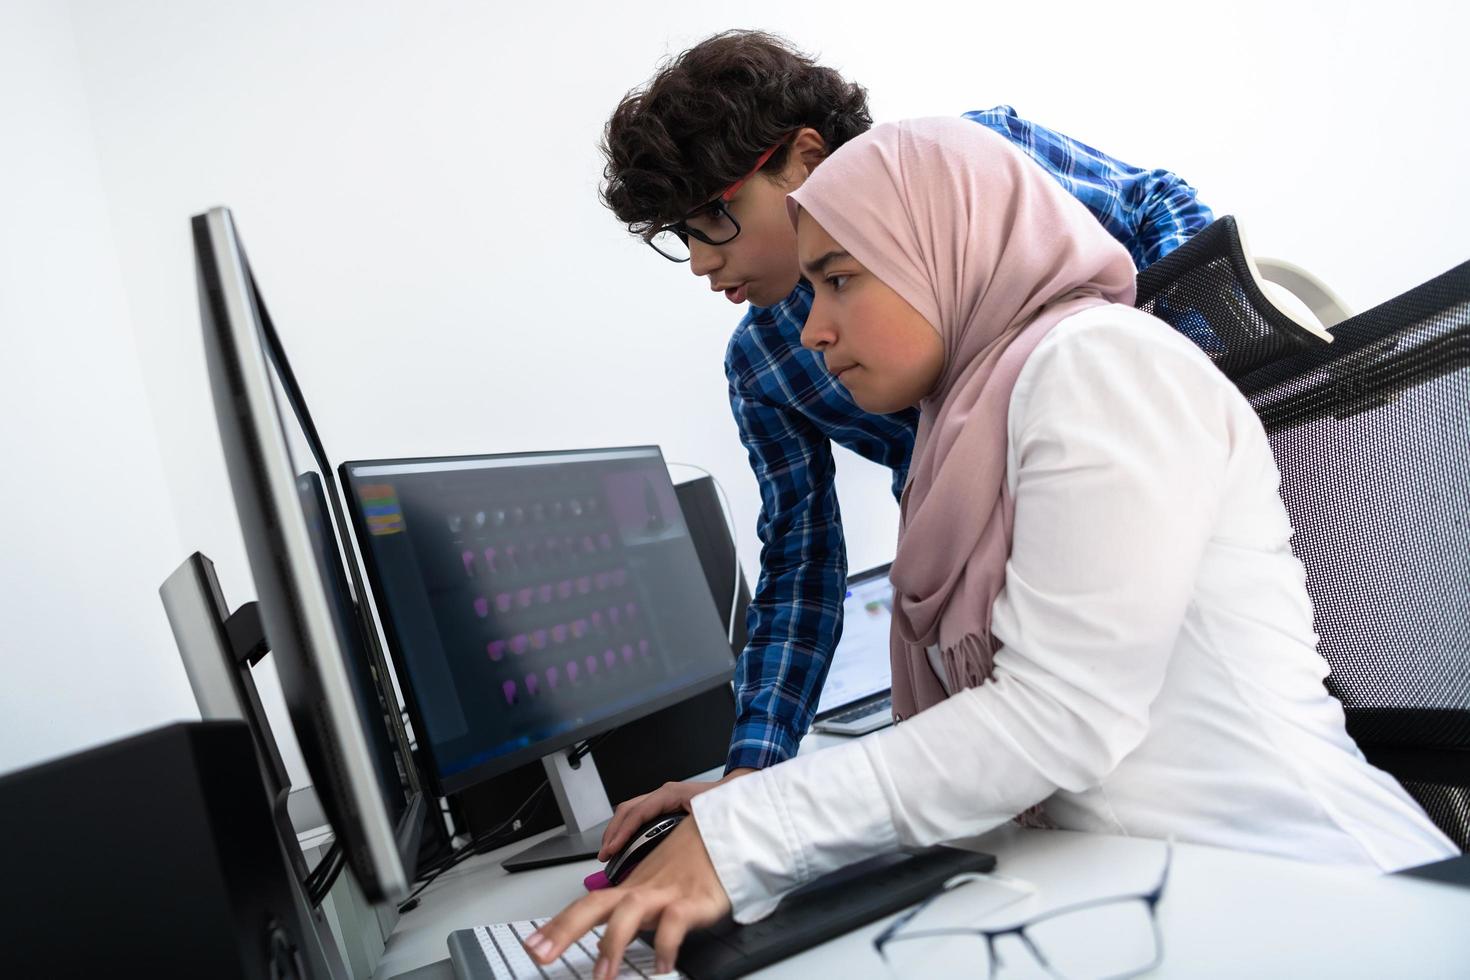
left=693, top=305, right=1456, bottom=923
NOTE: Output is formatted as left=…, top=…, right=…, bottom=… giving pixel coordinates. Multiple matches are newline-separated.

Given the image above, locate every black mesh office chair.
left=1139, top=217, right=1470, bottom=850
left=1136, top=215, right=1337, bottom=378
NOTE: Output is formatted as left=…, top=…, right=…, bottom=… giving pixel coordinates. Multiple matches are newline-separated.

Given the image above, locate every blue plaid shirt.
left=723, top=106, right=1214, bottom=771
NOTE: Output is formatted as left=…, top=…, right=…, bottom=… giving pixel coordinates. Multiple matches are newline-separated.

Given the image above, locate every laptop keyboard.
left=467, top=918, right=679, bottom=979
left=827, top=694, right=891, bottom=724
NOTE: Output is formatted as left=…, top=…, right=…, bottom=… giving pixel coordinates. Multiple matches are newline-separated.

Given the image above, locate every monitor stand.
left=501, top=747, right=616, bottom=872
left=160, top=551, right=350, bottom=980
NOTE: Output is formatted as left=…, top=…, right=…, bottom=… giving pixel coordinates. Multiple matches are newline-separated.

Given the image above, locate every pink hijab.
left=788, top=117, right=1136, bottom=720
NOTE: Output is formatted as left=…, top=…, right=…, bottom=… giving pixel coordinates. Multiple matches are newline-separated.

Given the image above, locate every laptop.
left=811, top=564, right=896, bottom=736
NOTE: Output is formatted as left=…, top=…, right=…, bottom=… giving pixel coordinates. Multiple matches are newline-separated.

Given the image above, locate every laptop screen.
left=814, top=565, right=894, bottom=717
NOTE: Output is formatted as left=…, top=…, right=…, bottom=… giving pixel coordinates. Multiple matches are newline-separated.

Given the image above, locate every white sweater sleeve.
left=694, top=312, right=1238, bottom=922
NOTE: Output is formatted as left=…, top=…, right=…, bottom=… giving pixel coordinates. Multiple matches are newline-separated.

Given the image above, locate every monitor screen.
left=342, top=447, right=735, bottom=793
left=814, top=565, right=895, bottom=717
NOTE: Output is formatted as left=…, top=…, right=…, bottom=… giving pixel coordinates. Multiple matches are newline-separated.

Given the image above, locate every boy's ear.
left=790, top=127, right=828, bottom=177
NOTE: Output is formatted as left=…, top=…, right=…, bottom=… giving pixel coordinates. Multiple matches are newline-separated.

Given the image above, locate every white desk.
left=376, top=740, right=1470, bottom=979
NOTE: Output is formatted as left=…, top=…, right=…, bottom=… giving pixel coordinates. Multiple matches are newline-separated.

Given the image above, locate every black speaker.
left=672, top=474, right=751, bottom=655
left=590, top=475, right=747, bottom=802
left=0, top=721, right=322, bottom=979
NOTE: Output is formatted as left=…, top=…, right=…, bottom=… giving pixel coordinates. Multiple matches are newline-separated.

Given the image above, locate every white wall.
left=0, top=1, right=197, bottom=775
left=12, top=0, right=1466, bottom=773
left=68, top=0, right=1469, bottom=599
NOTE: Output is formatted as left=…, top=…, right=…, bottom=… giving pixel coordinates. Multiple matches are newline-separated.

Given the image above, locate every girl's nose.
left=801, top=302, right=835, bottom=351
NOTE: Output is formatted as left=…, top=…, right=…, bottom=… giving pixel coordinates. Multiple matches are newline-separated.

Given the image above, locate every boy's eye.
left=828, top=274, right=851, bottom=291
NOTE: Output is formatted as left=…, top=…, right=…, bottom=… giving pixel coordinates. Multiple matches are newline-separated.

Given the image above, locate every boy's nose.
left=689, top=239, right=721, bottom=277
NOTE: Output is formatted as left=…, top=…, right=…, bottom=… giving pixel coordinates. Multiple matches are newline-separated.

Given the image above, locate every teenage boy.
left=595, top=30, right=1213, bottom=856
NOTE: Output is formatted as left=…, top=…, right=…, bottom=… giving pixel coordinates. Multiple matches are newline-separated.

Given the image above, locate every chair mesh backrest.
left=1136, top=219, right=1470, bottom=822
left=1234, top=260, right=1470, bottom=754
left=1137, top=215, right=1329, bottom=380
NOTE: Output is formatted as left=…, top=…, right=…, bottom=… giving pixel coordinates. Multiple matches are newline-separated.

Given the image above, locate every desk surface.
left=377, top=750, right=1470, bottom=979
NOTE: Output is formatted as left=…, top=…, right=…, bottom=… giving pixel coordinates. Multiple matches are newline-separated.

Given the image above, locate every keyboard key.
left=489, top=922, right=547, bottom=978
left=509, top=921, right=583, bottom=979
left=560, top=933, right=600, bottom=976
left=473, top=927, right=517, bottom=980
left=622, top=937, right=660, bottom=975
left=464, top=919, right=683, bottom=979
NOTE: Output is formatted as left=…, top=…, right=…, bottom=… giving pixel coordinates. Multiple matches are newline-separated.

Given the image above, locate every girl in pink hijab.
left=527, top=117, right=1452, bottom=977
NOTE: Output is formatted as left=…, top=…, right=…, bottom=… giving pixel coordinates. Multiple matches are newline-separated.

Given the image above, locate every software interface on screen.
left=813, top=569, right=895, bottom=717
left=344, top=447, right=733, bottom=785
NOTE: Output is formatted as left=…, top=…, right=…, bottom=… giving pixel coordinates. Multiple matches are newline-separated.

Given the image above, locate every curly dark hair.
left=600, top=30, right=873, bottom=238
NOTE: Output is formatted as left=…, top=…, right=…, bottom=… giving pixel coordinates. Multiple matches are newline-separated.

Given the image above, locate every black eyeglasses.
left=874, top=841, right=1173, bottom=980
left=647, top=199, right=743, bottom=263
left=647, top=135, right=792, bottom=263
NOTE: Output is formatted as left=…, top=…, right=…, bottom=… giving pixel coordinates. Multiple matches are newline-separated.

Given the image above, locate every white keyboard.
left=448, top=917, right=683, bottom=980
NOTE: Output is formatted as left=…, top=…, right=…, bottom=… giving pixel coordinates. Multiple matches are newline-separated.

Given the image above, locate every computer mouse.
left=604, top=813, right=685, bottom=886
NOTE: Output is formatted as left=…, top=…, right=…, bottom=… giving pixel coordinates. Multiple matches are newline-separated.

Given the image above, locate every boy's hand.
left=525, top=817, right=731, bottom=977
left=597, top=768, right=754, bottom=861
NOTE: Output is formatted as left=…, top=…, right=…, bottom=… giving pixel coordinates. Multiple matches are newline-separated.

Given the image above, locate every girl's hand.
left=524, top=816, right=731, bottom=978
left=597, top=768, right=754, bottom=861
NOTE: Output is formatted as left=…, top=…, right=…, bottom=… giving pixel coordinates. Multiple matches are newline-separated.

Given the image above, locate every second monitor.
left=341, top=446, right=736, bottom=863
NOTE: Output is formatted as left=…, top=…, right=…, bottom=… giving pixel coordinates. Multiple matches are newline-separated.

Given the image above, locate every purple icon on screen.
left=639, top=639, right=651, bottom=657
left=525, top=673, right=540, bottom=697
left=487, top=640, right=507, bottom=662
left=552, top=624, right=568, bottom=644
left=585, top=656, right=598, bottom=676
left=496, top=592, right=514, bottom=613
left=502, top=680, right=517, bottom=705
left=604, top=649, right=617, bottom=669
left=567, top=661, right=580, bottom=683
left=473, top=597, right=489, bottom=618
left=572, top=619, right=588, bottom=639
left=546, top=666, right=559, bottom=689
left=531, top=629, right=548, bottom=650
left=510, top=634, right=529, bottom=656
left=622, top=644, right=635, bottom=664
left=538, top=584, right=554, bottom=604
left=462, top=550, right=476, bottom=577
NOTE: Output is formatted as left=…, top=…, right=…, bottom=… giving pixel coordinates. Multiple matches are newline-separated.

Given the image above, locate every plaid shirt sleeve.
left=723, top=327, right=849, bottom=771
left=964, top=106, right=1214, bottom=270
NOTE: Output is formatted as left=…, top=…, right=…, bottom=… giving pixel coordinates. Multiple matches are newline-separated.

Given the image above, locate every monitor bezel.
left=340, top=446, right=736, bottom=797
left=193, top=206, right=407, bottom=901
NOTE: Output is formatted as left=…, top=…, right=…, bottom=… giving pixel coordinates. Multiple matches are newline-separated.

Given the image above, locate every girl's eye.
left=828, top=274, right=850, bottom=292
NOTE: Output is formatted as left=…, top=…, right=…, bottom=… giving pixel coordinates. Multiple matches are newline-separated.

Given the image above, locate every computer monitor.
left=339, top=448, right=737, bottom=800
left=193, top=205, right=422, bottom=901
